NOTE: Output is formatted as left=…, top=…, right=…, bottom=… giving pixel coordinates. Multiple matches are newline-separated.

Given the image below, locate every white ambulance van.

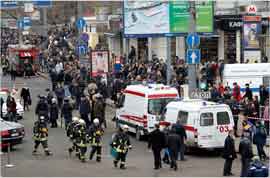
left=116, top=84, right=179, bottom=140
left=223, top=63, right=270, bottom=95
left=164, top=99, right=234, bottom=149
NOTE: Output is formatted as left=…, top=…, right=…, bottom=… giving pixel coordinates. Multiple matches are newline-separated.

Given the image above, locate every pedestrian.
left=93, top=93, right=106, bottom=128
left=253, top=121, right=269, bottom=161
left=61, top=98, right=73, bottom=129
left=10, top=58, right=16, bottom=81
left=20, top=85, right=31, bottom=111
left=239, top=131, right=254, bottom=177
left=7, top=96, right=17, bottom=122
left=55, top=84, right=65, bottom=109
left=174, top=120, right=187, bottom=161
left=222, top=130, right=237, bottom=176
left=162, top=125, right=170, bottom=165
left=243, top=83, right=253, bottom=101
left=89, top=118, right=104, bottom=162
left=112, top=125, right=132, bottom=169
left=79, top=95, right=91, bottom=129
left=32, top=116, right=52, bottom=156
left=148, top=123, right=166, bottom=170
left=167, top=125, right=181, bottom=171
left=49, top=98, right=59, bottom=128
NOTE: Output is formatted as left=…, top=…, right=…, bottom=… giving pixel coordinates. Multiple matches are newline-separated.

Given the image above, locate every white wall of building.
left=175, top=37, right=185, bottom=60
left=151, top=37, right=167, bottom=61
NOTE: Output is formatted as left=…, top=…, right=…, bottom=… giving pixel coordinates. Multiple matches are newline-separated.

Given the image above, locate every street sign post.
left=186, top=33, right=200, bottom=48
left=187, top=49, right=201, bottom=64
left=76, top=17, right=86, bottom=30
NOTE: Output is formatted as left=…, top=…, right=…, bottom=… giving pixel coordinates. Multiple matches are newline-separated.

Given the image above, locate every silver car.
left=0, top=118, right=25, bottom=149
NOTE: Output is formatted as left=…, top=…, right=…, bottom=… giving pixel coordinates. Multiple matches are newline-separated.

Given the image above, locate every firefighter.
left=67, top=117, right=80, bottom=157
left=112, top=125, right=132, bottom=169
left=76, top=119, right=89, bottom=162
left=35, top=95, right=49, bottom=121
left=89, top=118, right=104, bottom=162
left=32, top=116, right=52, bottom=156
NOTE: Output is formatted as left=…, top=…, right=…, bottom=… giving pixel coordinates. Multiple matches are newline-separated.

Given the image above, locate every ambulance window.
left=217, top=112, right=230, bottom=125
left=200, top=113, right=214, bottom=126
left=177, top=111, right=188, bottom=124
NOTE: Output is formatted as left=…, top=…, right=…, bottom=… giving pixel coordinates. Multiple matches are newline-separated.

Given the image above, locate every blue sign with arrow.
left=76, top=17, right=86, bottom=30
left=186, top=33, right=200, bottom=48
left=76, top=45, right=88, bottom=56
left=186, top=49, right=201, bottom=64
left=17, top=19, right=24, bottom=29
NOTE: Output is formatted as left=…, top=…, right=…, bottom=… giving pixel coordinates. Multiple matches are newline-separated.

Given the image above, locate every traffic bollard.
left=5, top=143, right=15, bottom=168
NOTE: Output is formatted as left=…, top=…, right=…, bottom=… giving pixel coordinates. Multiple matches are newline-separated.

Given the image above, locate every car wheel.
left=136, top=128, right=142, bottom=141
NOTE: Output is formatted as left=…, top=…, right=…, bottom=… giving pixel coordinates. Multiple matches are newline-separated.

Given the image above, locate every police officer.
left=79, top=95, right=91, bottom=129
left=89, top=118, right=104, bottom=162
left=35, top=95, right=49, bottom=121
left=67, top=117, right=80, bottom=157
left=112, top=125, right=132, bottom=169
left=49, top=98, right=59, bottom=128
left=32, top=116, right=52, bottom=156
left=76, top=119, right=89, bottom=162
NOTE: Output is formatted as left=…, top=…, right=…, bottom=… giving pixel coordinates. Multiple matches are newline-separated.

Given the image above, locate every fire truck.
left=7, top=44, right=40, bottom=76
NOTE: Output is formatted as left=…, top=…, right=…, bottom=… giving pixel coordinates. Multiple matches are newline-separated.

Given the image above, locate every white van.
left=116, top=84, right=179, bottom=140
left=223, top=63, right=270, bottom=95
left=164, top=99, right=234, bottom=149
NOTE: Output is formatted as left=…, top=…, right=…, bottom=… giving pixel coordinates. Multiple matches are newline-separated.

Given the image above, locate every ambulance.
left=164, top=99, right=234, bottom=149
left=115, top=84, right=179, bottom=140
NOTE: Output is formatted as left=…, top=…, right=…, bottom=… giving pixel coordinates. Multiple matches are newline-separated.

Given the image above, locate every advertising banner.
left=124, top=0, right=213, bottom=37
left=91, top=51, right=109, bottom=77
left=243, top=23, right=261, bottom=49
left=196, top=1, right=213, bottom=33
left=124, top=1, right=170, bottom=35
left=169, top=1, right=189, bottom=33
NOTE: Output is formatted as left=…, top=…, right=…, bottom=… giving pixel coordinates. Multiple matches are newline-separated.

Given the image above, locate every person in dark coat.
left=20, top=86, right=31, bottom=111
left=148, top=124, right=166, bottom=170
left=167, top=126, right=181, bottom=171
left=173, top=121, right=187, bottom=161
left=243, top=84, right=253, bottom=101
left=50, top=69, right=58, bottom=91
left=253, top=121, right=268, bottom=161
left=49, top=98, right=59, bottom=128
left=55, top=84, right=65, bottom=108
left=93, top=93, right=106, bottom=128
left=222, top=130, right=237, bottom=176
left=61, top=98, right=73, bottom=129
left=7, top=97, right=17, bottom=122
left=79, top=95, right=91, bottom=129
left=259, top=85, right=269, bottom=106
left=239, top=131, right=254, bottom=177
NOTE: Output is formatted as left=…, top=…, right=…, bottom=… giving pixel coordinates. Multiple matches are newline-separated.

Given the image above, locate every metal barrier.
left=5, top=143, right=15, bottom=168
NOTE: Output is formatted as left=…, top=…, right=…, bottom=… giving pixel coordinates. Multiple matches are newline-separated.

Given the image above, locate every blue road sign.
left=1, top=1, right=17, bottom=9
left=33, top=0, right=52, bottom=7
left=186, top=49, right=201, bottom=64
left=186, top=33, right=200, bottom=48
left=76, top=17, right=86, bottom=30
left=17, top=19, right=24, bottom=29
left=77, top=45, right=88, bottom=56
left=23, top=17, right=32, bottom=27
left=80, top=33, right=89, bottom=42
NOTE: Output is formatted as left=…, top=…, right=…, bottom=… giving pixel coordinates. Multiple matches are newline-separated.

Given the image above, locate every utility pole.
left=188, top=1, right=197, bottom=93
left=166, top=36, right=172, bottom=85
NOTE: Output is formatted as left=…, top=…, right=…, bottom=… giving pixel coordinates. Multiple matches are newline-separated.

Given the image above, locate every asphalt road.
left=0, top=75, right=267, bottom=177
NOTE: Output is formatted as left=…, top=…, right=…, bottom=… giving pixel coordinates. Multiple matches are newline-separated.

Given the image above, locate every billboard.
left=91, top=51, right=109, bottom=77
left=123, top=0, right=213, bottom=37
left=243, top=23, right=261, bottom=49
left=124, top=1, right=170, bottom=35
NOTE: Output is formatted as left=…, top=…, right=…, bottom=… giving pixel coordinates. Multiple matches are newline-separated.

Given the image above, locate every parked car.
left=0, top=118, right=25, bottom=150
left=0, top=90, right=24, bottom=120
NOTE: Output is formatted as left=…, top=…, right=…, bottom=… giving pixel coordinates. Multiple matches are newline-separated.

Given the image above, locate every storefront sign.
left=169, top=1, right=189, bottom=33
left=246, top=5, right=257, bottom=15
left=221, top=17, right=268, bottom=31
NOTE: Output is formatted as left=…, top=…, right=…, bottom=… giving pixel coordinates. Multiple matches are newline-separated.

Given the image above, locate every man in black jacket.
left=222, top=130, right=237, bottom=176
left=148, top=124, right=166, bottom=170
left=167, top=126, right=181, bottom=171
left=243, top=83, right=253, bottom=101
left=239, top=131, right=254, bottom=177
left=174, top=121, right=187, bottom=161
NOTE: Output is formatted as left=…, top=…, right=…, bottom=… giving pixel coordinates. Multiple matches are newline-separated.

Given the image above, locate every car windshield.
left=148, top=98, right=175, bottom=115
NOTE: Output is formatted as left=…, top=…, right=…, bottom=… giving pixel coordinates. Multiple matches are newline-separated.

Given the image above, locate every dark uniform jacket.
left=61, top=102, right=73, bottom=119
left=222, top=135, right=237, bottom=159
left=148, top=129, right=166, bottom=150
left=167, top=132, right=181, bottom=152
left=49, top=103, right=59, bottom=120
left=112, top=132, right=131, bottom=153
left=239, top=137, right=254, bottom=160
left=35, top=100, right=49, bottom=117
